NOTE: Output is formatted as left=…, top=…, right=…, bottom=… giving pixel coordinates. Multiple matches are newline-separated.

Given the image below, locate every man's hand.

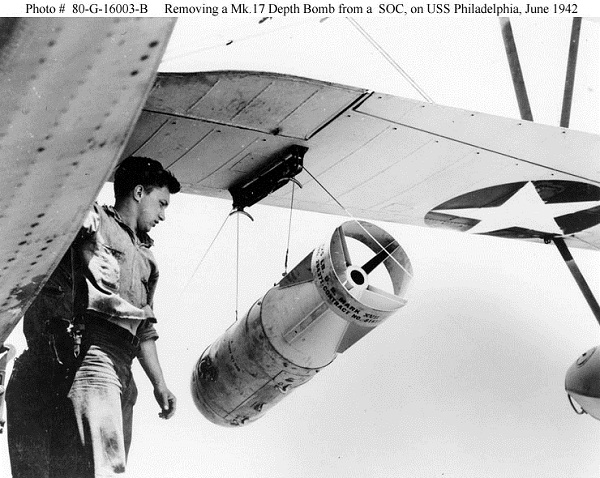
left=154, top=385, right=176, bottom=419
left=138, top=339, right=176, bottom=420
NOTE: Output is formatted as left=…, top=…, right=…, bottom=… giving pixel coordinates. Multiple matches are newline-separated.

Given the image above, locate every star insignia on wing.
left=434, top=181, right=600, bottom=236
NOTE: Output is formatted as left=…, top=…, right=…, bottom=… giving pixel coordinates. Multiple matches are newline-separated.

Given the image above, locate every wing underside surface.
left=124, top=70, right=600, bottom=250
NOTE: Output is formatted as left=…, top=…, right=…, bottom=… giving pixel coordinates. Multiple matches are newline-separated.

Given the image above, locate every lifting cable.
left=347, top=17, right=434, bottom=104
left=303, top=166, right=413, bottom=279
left=282, top=182, right=297, bottom=276
left=235, top=212, right=241, bottom=321
left=185, top=165, right=411, bottom=315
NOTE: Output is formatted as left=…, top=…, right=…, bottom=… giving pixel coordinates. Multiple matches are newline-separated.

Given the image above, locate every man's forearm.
left=138, top=339, right=177, bottom=418
left=138, top=339, right=166, bottom=388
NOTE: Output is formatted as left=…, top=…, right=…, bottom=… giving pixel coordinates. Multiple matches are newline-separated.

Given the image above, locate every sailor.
left=6, top=156, right=180, bottom=477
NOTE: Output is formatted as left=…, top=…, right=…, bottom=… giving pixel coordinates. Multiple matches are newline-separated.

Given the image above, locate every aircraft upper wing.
left=0, top=18, right=175, bottom=344
left=124, top=70, right=600, bottom=250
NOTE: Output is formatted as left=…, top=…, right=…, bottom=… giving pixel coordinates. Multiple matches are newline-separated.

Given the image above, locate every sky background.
left=2, top=11, right=600, bottom=478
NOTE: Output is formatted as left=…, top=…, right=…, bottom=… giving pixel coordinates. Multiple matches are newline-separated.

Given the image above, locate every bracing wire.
left=347, top=17, right=435, bottom=104
left=161, top=18, right=319, bottom=66
left=183, top=208, right=244, bottom=322
left=183, top=213, right=231, bottom=290
left=303, top=166, right=413, bottom=279
left=282, top=182, right=296, bottom=276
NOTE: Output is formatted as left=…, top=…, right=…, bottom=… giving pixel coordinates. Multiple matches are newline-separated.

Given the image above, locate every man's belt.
left=84, top=316, right=140, bottom=348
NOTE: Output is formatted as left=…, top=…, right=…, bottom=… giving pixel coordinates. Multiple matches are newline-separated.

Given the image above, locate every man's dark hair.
left=114, top=156, right=181, bottom=200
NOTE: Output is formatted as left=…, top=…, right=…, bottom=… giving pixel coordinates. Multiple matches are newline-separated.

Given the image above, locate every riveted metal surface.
left=0, top=18, right=176, bottom=344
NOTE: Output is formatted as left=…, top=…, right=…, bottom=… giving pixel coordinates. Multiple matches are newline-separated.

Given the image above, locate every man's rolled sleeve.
left=136, top=319, right=159, bottom=343
left=141, top=304, right=157, bottom=323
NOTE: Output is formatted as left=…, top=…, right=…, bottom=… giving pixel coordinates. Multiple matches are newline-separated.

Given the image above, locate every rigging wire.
left=282, top=182, right=297, bottom=276
left=161, top=18, right=320, bottom=66
left=303, top=166, right=413, bottom=279
left=183, top=213, right=231, bottom=291
left=182, top=208, right=245, bottom=322
left=346, top=17, right=435, bottom=104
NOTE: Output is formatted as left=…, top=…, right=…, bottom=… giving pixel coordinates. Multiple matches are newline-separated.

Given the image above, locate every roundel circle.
left=424, top=180, right=600, bottom=240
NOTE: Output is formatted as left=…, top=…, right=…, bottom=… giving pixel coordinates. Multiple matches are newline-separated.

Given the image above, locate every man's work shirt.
left=23, top=203, right=158, bottom=349
left=79, top=203, right=158, bottom=336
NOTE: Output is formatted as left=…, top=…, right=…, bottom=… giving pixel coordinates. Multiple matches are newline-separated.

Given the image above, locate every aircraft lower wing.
left=123, top=70, right=600, bottom=250
left=0, top=18, right=175, bottom=344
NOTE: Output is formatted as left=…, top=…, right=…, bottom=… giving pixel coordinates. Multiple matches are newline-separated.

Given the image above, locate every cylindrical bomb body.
left=191, top=297, right=321, bottom=427
left=192, top=220, right=412, bottom=426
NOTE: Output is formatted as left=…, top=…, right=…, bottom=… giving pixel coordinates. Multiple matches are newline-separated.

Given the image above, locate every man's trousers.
left=6, top=326, right=138, bottom=478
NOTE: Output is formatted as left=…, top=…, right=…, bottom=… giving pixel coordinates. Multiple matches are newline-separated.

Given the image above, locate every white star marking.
left=435, top=181, right=600, bottom=235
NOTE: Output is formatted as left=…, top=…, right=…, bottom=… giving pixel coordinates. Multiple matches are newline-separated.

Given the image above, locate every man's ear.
left=133, top=185, right=144, bottom=202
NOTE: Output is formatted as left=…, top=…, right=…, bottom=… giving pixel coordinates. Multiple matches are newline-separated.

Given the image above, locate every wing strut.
left=500, top=20, right=598, bottom=323
left=499, top=18, right=533, bottom=122
left=560, top=17, right=582, bottom=128
left=550, top=20, right=598, bottom=324
left=553, top=237, right=600, bottom=327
